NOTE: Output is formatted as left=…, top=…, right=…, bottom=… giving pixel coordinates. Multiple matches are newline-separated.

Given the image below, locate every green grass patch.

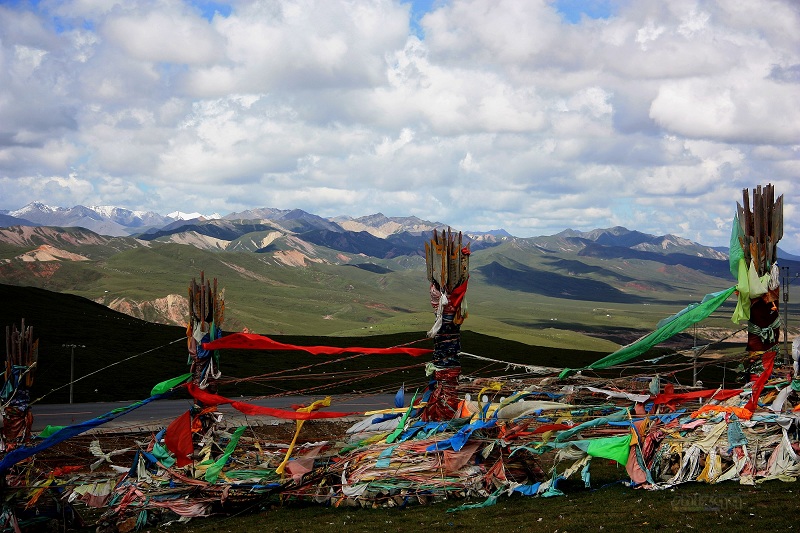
left=164, top=461, right=798, bottom=533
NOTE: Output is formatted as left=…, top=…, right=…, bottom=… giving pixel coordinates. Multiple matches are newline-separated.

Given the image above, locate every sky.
left=0, top=0, right=798, bottom=253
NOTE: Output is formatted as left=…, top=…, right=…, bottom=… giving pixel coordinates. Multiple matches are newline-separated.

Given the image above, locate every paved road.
left=30, top=394, right=396, bottom=433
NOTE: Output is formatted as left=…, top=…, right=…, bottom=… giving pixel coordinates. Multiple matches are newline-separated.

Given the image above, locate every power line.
left=32, top=337, right=186, bottom=406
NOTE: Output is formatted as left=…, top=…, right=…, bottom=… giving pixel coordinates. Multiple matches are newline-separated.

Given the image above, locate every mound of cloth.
left=6, top=353, right=800, bottom=528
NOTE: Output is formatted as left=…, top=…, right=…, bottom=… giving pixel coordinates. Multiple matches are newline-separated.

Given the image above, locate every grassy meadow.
left=1, top=230, right=798, bottom=404
left=165, top=461, right=796, bottom=533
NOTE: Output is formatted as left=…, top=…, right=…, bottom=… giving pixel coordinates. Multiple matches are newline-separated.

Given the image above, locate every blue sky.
left=0, top=0, right=798, bottom=253
left=554, top=0, right=614, bottom=23
left=194, top=1, right=233, bottom=21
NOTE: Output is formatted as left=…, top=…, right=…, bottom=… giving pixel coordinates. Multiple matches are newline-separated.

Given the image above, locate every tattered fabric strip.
left=186, top=383, right=356, bottom=420
left=651, top=387, right=743, bottom=408
left=202, top=332, right=432, bottom=356
left=151, top=373, right=192, bottom=396
left=165, top=411, right=194, bottom=468
left=460, top=351, right=559, bottom=375
left=560, top=286, right=736, bottom=378
left=744, top=351, right=777, bottom=412
left=276, top=398, right=332, bottom=475
left=204, top=426, right=247, bottom=483
left=0, top=392, right=171, bottom=473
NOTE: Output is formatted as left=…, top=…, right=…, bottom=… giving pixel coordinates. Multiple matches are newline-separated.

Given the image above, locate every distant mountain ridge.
left=4, top=202, right=800, bottom=342
left=0, top=202, right=732, bottom=255
left=0, top=201, right=737, bottom=264
left=529, top=227, right=727, bottom=260
left=4, top=202, right=175, bottom=237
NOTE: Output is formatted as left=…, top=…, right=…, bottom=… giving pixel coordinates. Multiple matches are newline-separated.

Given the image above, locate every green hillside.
left=1, top=284, right=617, bottom=404
left=2, top=224, right=793, bottom=396
left=65, top=238, right=744, bottom=343
left=2, top=276, right=758, bottom=407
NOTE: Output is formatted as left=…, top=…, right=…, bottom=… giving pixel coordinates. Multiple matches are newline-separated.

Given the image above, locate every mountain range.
left=1, top=202, right=211, bottom=237
left=0, top=201, right=748, bottom=257
left=1, top=201, right=798, bottom=352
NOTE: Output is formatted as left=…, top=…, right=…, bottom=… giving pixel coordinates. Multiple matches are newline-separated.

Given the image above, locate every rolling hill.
left=0, top=283, right=616, bottom=404
left=1, top=203, right=798, bottom=361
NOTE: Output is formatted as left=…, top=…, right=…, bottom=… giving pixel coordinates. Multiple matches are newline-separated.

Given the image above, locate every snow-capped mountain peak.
left=167, top=211, right=221, bottom=221
left=89, top=205, right=150, bottom=218
left=10, top=201, right=59, bottom=216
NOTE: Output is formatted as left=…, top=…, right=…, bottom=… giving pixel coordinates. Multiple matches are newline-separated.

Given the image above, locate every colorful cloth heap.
left=323, top=351, right=799, bottom=510
left=2, top=332, right=800, bottom=529
left=51, top=351, right=800, bottom=524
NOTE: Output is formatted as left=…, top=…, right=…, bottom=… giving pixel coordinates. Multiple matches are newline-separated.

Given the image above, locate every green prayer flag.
left=386, top=390, right=418, bottom=444
left=585, top=286, right=736, bottom=372
left=586, top=433, right=632, bottom=465
left=151, top=441, right=176, bottom=468
left=204, top=426, right=247, bottom=483
left=729, top=214, right=744, bottom=279
left=731, top=258, right=750, bottom=324
left=151, top=373, right=192, bottom=396
left=38, top=425, right=65, bottom=438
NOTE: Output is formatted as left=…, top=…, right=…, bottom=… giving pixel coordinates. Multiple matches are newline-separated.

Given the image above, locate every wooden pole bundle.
left=4, top=319, right=38, bottom=389
left=188, top=271, right=224, bottom=332
left=186, top=271, right=224, bottom=398
left=735, top=184, right=785, bottom=363
left=184, top=273, right=226, bottom=455
left=737, top=183, right=783, bottom=276
left=2, top=320, right=38, bottom=448
left=425, top=227, right=470, bottom=293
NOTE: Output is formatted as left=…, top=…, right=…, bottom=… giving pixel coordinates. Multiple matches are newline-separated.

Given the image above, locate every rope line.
left=460, top=351, right=560, bottom=375
left=30, top=337, right=186, bottom=406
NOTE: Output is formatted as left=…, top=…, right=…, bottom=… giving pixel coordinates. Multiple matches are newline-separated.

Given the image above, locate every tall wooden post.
left=734, top=184, right=783, bottom=371
left=423, top=228, right=470, bottom=421
left=187, top=272, right=225, bottom=427
left=1, top=320, right=38, bottom=450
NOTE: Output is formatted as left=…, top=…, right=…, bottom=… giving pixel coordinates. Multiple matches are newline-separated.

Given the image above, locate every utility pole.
left=62, top=344, right=85, bottom=404
left=782, top=266, right=799, bottom=365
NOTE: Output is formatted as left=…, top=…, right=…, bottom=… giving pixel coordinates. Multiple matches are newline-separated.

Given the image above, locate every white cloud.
left=181, top=0, right=409, bottom=97
left=0, top=0, right=797, bottom=254
left=635, top=20, right=665, bottom=51
left=650, top=74, right=800, bottom=144
left=102, top=10, right=225, bottom=65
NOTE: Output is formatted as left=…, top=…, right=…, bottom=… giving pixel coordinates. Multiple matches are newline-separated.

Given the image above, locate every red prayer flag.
left=165, top=410, right=194, bottom=468
left=202, top=333, right=432, bottom=357
left=744, top=351, right=776, bottom=412
left=651, top=387, right=743, bottom=410
left=448, top=280, right=469, bottom=309
left=186, top=384, right=357, bottom=420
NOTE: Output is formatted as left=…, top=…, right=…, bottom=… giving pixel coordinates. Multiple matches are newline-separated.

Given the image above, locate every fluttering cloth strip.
left=744, top=351, right=777, bottom=412
left=202, top=332, right=432, bottom=357
left=165, top=410, right=193, bottom=468
left=560, top=286, right=736, bottom=378
left=651, top=387, right=743, bottom=408
left=0, top=392, right=171, bottom=473
left=186, top=383, right=357, bottom=420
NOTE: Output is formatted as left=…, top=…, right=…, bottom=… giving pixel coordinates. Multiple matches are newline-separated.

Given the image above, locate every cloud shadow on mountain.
left=476, top=261, right=646, bottom=303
